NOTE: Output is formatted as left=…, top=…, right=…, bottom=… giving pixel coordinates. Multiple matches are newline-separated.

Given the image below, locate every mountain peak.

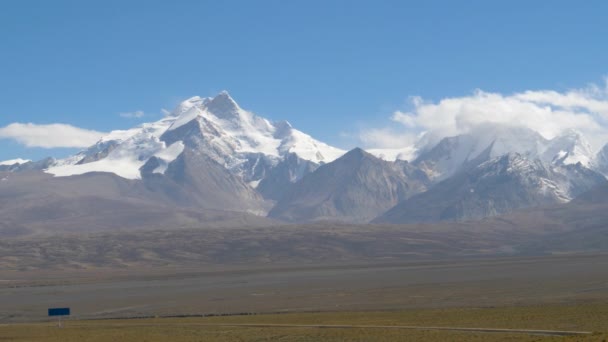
left=341, top=147, right=370, bottom=160
left=205, top=91, right=241, bottom=119
left=544, top=129, right=593, bottom=167
left=215, top=90, right=235, bottom=103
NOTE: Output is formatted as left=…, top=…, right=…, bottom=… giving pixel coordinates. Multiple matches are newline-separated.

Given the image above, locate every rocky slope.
left=375, top=153, right=607, bottom=223
left=269, top=148, right=428, bottom=222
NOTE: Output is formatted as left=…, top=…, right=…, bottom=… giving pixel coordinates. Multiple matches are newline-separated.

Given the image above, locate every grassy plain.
left=1, top=303, right=607, bottom=341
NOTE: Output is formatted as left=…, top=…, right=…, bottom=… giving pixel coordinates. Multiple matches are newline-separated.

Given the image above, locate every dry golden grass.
left=1, top=303, right=607, bottom=341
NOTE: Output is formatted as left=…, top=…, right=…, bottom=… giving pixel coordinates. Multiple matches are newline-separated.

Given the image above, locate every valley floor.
left=1, top=303, right=607, bottom=341
left=1, top=253, right=607, bottom=340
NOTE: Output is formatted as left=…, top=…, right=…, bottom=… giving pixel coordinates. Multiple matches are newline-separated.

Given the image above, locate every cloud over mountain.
left=0, top=123, right=106, bottom=148
left=359, top=80, right=608, bottom=153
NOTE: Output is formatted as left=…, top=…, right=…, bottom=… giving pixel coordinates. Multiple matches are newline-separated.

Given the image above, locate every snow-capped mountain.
left=158, top=91, right=344, bottom=188
left=0, top=158, right=53, bottom=173
left=4, top=92, right=608, bottom=227
left=47, top=116, right=178, bottom=179
left=44, top=92, right=345, bottom=192
left=375, top=152, right=607, bottom=223
left=0, top=158, right=31, bottom=166
left=413, top=125, right=543, bottom=182
left=0, top=159, right=32, bottom=172
left=542, top=129, right=594, bottom=167
left=413, top=124, right=598, bottom=183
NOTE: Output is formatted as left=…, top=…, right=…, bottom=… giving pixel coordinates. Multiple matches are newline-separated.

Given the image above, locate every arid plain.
left=2, top=224, right=608, bottom=341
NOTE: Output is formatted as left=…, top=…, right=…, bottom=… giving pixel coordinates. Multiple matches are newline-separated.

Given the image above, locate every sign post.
left=48, top=308, right=70, bottom=327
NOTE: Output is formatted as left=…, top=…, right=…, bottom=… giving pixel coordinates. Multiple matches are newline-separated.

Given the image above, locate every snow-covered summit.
left=45, top=92, right=345, bottom=181
left=543, top=129, right=594, bottom=167
left=205, top=91, right=241, bottom=119
left=413, top=125, right=548, bottom=182
left=413, top=123, right=602, bottom=182
left=164, top=91, right=344, bottom=164
left=0, top=158, right=31, bottom=166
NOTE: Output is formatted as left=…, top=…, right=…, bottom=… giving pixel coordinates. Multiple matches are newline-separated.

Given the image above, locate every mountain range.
left=2, top=91, right=608, bottom=235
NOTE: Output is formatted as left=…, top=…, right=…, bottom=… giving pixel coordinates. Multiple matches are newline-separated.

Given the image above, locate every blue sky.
left=1, top=0, right=608, bottom=161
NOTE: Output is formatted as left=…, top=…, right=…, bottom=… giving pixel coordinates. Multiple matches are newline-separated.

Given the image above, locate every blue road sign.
left=48, top=308, right=70, bottom=317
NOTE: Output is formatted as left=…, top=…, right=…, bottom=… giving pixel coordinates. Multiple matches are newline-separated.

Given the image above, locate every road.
left=72, top=322, right=593, bottom=337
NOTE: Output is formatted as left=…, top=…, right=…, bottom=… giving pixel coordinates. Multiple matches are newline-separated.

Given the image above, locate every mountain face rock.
left=255, top=153, right=320, bottom=201
left=142, top=149, right=269, bottom=214
left=594, top=144, right=608, bottom=177
left=0, top=158, right=54, bottom=172
left=269, top=148, right=427, bottom=223
left=375, top=153, right=608, bottom=224
left=394, top=159, right=431, bottom=193
left=553, top=162, right=608, bottom=198
left=414, top=134, right=477, bottom=183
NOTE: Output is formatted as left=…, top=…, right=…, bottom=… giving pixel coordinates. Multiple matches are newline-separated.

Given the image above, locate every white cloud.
left=358, top=127, right=417, bottom=149
left=0, top=123, right=106, bottom=148
left=119, top=110, right=145, bottom=118
left=359, top=80, right=608, bottom=152
left=161, top=108, right=172, bottom=116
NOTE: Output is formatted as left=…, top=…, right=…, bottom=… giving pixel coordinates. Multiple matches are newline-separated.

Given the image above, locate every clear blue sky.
left=1, top=0, right=607, bottom=161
